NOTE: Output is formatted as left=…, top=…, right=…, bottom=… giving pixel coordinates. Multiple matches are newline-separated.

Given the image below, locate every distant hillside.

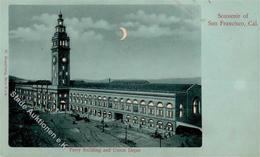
left=10, top=75, right=201, bottom=86
left=72, top=77, right=201, bottom=85
left=148, top=77, right=201, bottom=85
left=73, top=79, right=110, bottom=83
left=9, top=75, right=51, bottom=85
left=9, top=75, right=27, bottom=82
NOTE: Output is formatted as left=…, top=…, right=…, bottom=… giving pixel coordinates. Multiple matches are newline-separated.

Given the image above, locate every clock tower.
left=51, top=11, right=70, bottom=86
left=51, top=11, right=70, bottom=111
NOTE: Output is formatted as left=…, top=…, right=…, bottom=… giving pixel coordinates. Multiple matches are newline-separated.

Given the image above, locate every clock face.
left=53, top=56, right=57, bottom=65
left=62, top=57, right=67, bottom=63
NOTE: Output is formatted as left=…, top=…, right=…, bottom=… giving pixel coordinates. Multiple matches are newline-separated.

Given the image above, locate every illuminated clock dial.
left=62, top=57, right=67, bottom=63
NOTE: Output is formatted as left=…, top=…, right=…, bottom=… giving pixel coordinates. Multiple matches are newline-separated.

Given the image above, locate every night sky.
left=9, top=5, right=201, bottom=80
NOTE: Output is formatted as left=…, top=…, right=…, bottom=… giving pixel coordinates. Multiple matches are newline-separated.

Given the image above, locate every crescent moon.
left=119, top=27, right=128, bottom=41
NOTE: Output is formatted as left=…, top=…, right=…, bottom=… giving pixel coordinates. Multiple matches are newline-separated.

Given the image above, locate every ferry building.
left=14, top=12, right=202, bottom=135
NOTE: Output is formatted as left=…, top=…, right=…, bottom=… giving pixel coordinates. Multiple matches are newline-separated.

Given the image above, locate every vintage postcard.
left=8, top=4, right=202, bottom=148
left=0, top=0, right=259, bottom=157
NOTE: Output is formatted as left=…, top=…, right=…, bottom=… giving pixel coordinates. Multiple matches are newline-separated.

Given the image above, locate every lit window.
left=179, top=104, right=183, bottom=118
left=148, top=101, right=154, bottom=106
left=62, top=66, right=65, bottom=70
left=157, top=121, right=163, bottom=129
left=148, top=119, right=154, bottom=127
left=140, top=118, right=146, bottom=125
left=192, top=99, right=200, bottom=114
left=167, top=123, right=173, bottom=131
left=166, top=103, right=173, bottom=108
left=126, top=99, right=132, bottom=104
left=133, top=100, right=138, bottom=104
left=157, top=102, right=163, bottom=108
left=133, top=116, right=138, bottom=124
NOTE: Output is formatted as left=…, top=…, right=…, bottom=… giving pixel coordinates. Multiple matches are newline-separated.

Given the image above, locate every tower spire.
left=58, top=10, right=62, bottom=18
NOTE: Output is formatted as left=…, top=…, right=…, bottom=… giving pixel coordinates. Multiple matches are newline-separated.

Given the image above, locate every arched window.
left=179, top=104, right=183, bottom=118
left=148, top=101, right=155, bottom=115
left=166, top=103, right=174, bottom=118
left=166, top=122, right=173, bottom=131
left=126, top=115, right=130, bottom=122
left=133, top=100, right=138, bottom=112
left=157, top=102, right=164, bottom=117
left=108, top=112, right=112, bottom=119
left=148, top=101, right=154, bottom=106
left=140, top=118, right=146, bottom=125
left=140, top=100, right=146, bottom=105
left=140, top=100, right=146, bottom=114
left=148, top=119, right=154, bottom=127
left=157, top=102, right=163, bottom=108
left=133, top=99, right=138, bottom=104
left=120, top=98, right=124, bottom=110
left=157, top=121, right=163, bottom=129
left=166, top=103, right=173, bottom=108
left=126, top=99, right=132, bottom=111
left=193, top=98, right=201, bottom=114
left=113, top=97, right=118, bottom=109
left=133, top=116, right=138, bottom=124
left=103, top=111, right=107, bottom=118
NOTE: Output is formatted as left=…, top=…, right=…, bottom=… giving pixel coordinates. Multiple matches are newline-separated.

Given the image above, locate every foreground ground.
left=9, top=101, right=202, bottom=147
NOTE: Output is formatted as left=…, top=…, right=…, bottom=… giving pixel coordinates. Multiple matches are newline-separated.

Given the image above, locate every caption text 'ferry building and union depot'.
left=14, top=13, right=202, bottom=135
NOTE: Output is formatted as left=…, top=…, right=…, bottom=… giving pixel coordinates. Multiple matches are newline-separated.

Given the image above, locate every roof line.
left=185, top=84, right=197, bottom=93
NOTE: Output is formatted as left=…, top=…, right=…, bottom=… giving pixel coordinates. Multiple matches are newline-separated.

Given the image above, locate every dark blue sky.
left=9, top=5, right=201, bottom=80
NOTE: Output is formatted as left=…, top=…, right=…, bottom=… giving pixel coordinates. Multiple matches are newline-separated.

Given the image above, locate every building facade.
left=13, top=13, right=202, bottom=135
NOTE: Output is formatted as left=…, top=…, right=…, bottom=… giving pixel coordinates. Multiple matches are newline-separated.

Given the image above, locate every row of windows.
left=56, top=26, right=65, bottom=32
left=125, top=115, right=174, bottom=130
left=70, top=100, right=174, bottom=118
left=71, top=105, right=174, bottom=131
left=71, top=106, right=113, bottom=119
left=69, top=93, right=174, bottom=109
left=52, top=40, right=69, bottom=47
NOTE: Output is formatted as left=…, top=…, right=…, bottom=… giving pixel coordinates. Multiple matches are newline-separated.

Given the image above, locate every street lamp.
left=124, top=120, right=128, bottom=143
left=101, top=114, right=105, bottom=132
left=159, top=134, right=162, bottom=147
